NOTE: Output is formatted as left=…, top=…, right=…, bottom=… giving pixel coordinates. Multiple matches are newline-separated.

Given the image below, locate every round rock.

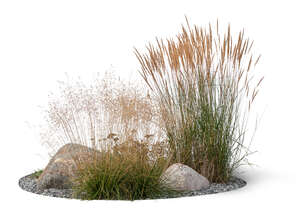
left=160, top=163, right=210, bottom=191
left=37, top=143, right=102, bottom=190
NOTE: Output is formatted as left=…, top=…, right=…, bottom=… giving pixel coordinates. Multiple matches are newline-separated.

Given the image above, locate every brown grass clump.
left=39, top=70, right=174, bottom=200
left=134, top=18, right=263, bottom=183
left=40, top=71, right=168, bottom=159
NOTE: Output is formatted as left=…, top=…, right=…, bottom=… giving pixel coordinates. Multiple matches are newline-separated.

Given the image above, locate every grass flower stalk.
left=134, top=18, right=263, bottom=183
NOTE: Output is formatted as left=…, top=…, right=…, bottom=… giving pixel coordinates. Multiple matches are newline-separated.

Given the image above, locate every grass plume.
left=134, top=18, right=263, bottom=183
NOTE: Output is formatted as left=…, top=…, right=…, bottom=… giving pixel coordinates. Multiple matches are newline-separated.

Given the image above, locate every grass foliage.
left=41, top=71, right=173, bottom=200
left=71, top=144, right=177, bottom=200
left=134, top=18, right=263, bottom=183
left=39, top=18, right=263, bottom=200
left=31, top=169, right=43, bottom=179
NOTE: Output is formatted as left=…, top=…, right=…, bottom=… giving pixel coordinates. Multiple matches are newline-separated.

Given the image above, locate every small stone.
left=37, top=143, right=102, bottom=190
left=160, top=163, right=210, bottom=191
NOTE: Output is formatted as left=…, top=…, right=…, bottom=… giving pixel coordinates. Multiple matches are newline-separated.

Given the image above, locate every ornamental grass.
left=134, top=18, right=263, bottom=183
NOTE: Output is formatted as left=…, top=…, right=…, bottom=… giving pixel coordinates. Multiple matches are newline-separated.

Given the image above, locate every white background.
left=0, top=0, right=299, bottom=213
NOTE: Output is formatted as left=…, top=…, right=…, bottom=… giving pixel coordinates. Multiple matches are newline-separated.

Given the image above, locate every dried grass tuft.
left=39, top=70, right=173, bottom=200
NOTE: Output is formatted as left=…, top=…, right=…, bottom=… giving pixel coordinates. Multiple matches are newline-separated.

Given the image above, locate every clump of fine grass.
left=40, top=70, right=174, bottom=200
left=40, top=71, right=167, bottom=156
left=71, top=140, right=177, bottom=200
left=134, top=18, right=263, bottom=183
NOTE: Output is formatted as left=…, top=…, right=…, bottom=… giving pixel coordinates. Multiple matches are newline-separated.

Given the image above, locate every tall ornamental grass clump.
left=134, top=19, right=263, bottom=183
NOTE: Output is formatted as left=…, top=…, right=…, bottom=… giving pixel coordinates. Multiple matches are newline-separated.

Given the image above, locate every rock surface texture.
left=160, top=163, right=210, bottom=191
left=37, top=143, right=102, bottom=190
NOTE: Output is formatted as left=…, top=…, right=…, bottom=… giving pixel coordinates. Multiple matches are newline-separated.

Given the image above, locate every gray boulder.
left=37, top=143, right=102, bottom=190
left=160, top=163, right=210, bottom=191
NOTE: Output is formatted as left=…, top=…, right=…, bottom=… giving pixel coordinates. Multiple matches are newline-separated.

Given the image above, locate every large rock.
left=160, top=163, right=210, bottom=191
left=37, top=143, right=102, bottom=190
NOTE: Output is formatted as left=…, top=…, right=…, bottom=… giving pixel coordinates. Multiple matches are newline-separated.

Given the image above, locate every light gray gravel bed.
left=19, top=173, right=246, bottom=200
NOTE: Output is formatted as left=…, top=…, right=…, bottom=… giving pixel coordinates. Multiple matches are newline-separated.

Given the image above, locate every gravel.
left=19, top=174, right=73, bottom=199
left=18, top=173, right=246, bottom=200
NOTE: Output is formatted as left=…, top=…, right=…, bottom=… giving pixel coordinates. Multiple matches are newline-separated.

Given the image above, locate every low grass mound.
left=71, top=141, right=178, bottom=200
